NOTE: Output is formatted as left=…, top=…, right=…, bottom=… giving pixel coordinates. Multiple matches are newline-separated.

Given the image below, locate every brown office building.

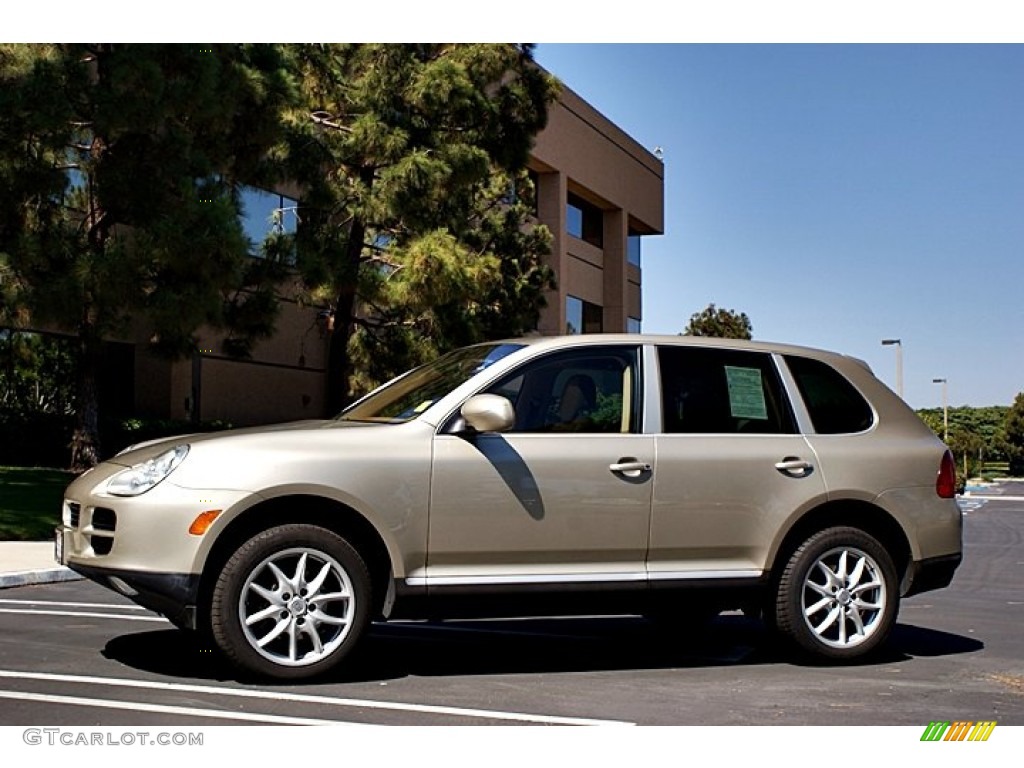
left=530, top=84, right=664, bottom=338
left=116, top=84, right=664, bottom=428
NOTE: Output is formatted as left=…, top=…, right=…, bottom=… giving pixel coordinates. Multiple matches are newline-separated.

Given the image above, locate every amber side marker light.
left=189, top=510, right=222, bottom=535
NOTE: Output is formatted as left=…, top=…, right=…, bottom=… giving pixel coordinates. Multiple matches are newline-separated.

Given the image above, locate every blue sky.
left=535, top=44, right=1024, bottom=409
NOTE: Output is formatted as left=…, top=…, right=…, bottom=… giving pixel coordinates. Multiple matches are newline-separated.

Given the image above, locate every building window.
left=567, top=192, right=603, bottom=248
left=627, top=230, right=642, bottom=268
left=239, top=185, right=298, bottom=257
left=527, top=169, right=540, bottom=217
left=627, top=317, right=641, bottom=334
left=566, top=295, right=603, bottom=335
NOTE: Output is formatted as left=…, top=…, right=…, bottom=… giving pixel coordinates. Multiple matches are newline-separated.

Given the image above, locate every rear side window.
left=657, top=347, right=796, bottom=434
left=784, top=355, right=874, bottom=434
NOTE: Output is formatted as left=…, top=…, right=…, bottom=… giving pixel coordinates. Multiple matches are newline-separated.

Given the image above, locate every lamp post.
left=881, top=339, right=903, bottom=399
left=932, top=378, right=949, bottom=442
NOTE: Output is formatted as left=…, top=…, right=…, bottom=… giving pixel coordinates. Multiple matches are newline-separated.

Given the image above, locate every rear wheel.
left=774, top=526, right=898, bottom=661
left=210, top=524, right=371, bottom=680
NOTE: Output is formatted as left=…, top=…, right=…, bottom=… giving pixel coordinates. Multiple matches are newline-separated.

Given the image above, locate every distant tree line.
left=917, top=398, right=1024, bottom=478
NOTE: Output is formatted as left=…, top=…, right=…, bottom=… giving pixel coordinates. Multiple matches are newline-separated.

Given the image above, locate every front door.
left=426, top=345, right=654, bottom=588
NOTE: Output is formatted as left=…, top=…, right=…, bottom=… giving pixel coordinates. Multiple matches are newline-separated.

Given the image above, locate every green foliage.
left=0, top=466, right=75, bottom=541
left=916, top=403, right=1013, bottom=478
left=682, top=303, right=753, bottom=340
left=2, top=43, right=564, bottom=463
left=1005, top=392, right=1024, bottom=475
left=0, top=44, right=293, bottom=467
left=274, top=44, right=559, bottom=407
left=0, top=331, right=76, bottom=466
left=0, top=331, right=75, bottom=420
left=589, top=392, right=625, bottom=432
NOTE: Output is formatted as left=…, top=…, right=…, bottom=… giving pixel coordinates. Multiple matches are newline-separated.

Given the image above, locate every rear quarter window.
left=784, top=355, right=875, bottom=434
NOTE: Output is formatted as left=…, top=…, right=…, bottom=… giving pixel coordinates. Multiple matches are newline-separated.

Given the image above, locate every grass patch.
left=0, top=467, right=76, bottom=541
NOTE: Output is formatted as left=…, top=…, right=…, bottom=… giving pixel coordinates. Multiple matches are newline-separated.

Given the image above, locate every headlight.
left=105, top=445, right=190, bottom=497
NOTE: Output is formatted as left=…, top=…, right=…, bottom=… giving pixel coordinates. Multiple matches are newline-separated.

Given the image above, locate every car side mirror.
left=460, top=394, right=515, bottom=434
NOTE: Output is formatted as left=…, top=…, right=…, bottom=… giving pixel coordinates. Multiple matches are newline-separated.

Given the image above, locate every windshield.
left=337, top=343, right=525, bottom=423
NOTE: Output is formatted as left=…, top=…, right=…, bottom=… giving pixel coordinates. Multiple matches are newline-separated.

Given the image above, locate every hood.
left=109, top=419, right=383, bottom=467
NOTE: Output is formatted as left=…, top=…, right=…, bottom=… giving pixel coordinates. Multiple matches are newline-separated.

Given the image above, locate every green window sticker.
left=725, top=366, right=768, bottom=420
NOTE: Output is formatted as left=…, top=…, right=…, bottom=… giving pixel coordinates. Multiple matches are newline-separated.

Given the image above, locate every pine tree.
left=275, top=44, right=559, bottom=411
left=682, top=303, right=754, bottom=340
left=0, top=44, right=293, bottom=469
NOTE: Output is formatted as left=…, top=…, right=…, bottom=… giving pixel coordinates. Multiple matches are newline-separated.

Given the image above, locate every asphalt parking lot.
left=1, top=484, right=1022, bottom=726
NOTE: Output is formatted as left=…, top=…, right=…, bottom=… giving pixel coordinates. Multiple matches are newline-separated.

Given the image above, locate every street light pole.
left=881, top=339, right=903, bottom=399
left=932, top=378, right=948, bottom=442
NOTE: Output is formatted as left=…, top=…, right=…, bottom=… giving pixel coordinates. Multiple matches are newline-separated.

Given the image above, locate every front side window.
left=783, top=355, right=875, bottom=434
left=339, top=343, right=524, bottom=423
left=658, top=346, right=796, bottom=434
left=486, top=347, right=640, bottom=434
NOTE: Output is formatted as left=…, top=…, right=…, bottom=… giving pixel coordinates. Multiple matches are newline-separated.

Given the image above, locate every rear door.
left=648, top=345, right=828, bottom=582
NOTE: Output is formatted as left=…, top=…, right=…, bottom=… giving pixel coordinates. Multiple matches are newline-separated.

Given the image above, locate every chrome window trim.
left=406, top=569, right=763, bottom=587
left=773, top=352, right=816, bottom=434
left=641, top=343, right=662, bottom=434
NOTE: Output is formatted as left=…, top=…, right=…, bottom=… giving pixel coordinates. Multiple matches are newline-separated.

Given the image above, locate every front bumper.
left=58, top=466, right=252, bottom=578
left=68, top=558, right=200, bottom=630
left=56, top=467, right=255, bottom=630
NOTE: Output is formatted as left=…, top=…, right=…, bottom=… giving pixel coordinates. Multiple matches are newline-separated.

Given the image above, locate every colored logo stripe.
left=968, top=722, right=997, bottom=741
left=920, top=721, right=996, bottom=742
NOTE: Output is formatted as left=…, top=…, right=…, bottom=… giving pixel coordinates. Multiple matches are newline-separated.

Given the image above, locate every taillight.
left=936, top=450, right=957, bottom=499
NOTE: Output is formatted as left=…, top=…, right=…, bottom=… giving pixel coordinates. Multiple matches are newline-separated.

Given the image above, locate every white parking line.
left=0, top=608, right=165, bottom=622
left=0, top=690, right=358, bottom=726
left=0, top=669, right=633, bottom=726
left=0, top=598, right=147, bottom=610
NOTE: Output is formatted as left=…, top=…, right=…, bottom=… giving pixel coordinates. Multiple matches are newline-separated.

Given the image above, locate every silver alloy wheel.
left=801, top=545, right=886, bottom=650
left=238, top=547, right=356, bottom=667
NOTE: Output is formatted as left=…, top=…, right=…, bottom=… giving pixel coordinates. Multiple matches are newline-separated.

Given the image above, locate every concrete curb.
left=0, top=567, right=84, bottom=590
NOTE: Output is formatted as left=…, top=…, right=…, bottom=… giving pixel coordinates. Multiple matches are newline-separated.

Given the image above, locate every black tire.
left=773, top=526, right=898, bottom=661
left=210, top=524, right=371, bottom=680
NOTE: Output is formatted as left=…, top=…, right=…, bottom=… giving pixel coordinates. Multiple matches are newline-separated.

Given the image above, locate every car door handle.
left=775, top=457, right=814, bottom=476
left=609, top=460, right=652, bottom=475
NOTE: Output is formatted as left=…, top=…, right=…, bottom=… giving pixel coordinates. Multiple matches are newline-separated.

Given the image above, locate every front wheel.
left=210, top=524, right=371, bottom=680
left=773, top=527, right=898, bottom=661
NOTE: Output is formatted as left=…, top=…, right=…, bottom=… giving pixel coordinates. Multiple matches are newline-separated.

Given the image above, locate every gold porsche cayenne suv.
left=56, top=335, right=962, bottom=679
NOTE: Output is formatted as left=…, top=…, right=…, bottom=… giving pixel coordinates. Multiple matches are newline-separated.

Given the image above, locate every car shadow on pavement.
left=886, top=622, right=985, bottom=658
left=100, top=614, right=984, bottom=685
